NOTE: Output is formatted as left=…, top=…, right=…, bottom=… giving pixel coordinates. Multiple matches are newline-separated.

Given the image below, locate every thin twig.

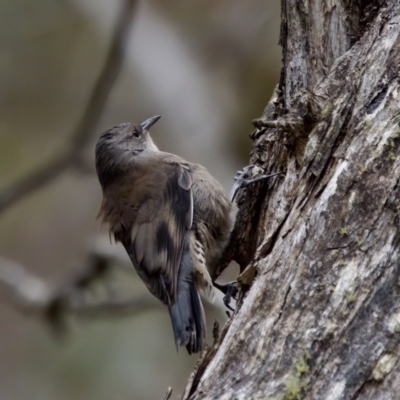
left=162, top=387, right=173, bottom=400
left=0, top=0, right=137, bottom=214
left=252, top=119, right=278, bottom=129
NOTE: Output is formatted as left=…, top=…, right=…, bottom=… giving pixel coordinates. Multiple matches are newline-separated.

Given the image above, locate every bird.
left=95, top=115, right=232, bottom=353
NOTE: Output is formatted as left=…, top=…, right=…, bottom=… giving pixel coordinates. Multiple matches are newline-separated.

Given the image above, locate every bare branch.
left=70, top=295, right=158, bottom=320
left=0, top=256, right=53, bottom=308
left=0, top=0, right=137, bottom=215
left=0, top=254, right=158, bottom=330
left=0, top=239, right=228, bottom=337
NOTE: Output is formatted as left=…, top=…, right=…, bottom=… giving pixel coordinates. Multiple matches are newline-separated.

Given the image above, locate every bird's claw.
left=213, top=281, right=239, bottom=312
left=230, top=165, right=285, bottom=202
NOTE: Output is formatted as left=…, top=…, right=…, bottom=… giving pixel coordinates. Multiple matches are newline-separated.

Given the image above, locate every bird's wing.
left=125, top=163, right=193, bottom=305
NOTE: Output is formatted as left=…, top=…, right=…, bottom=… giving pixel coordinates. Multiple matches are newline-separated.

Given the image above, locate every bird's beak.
left=141, top=115, right=161, bottom=131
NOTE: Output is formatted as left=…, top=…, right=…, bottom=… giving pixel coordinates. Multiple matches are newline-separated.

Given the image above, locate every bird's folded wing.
left=130, top=164, right=193, bottom=305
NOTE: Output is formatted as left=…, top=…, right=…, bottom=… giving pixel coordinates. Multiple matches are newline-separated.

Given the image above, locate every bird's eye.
left=132, top=130, right=140, bottom=138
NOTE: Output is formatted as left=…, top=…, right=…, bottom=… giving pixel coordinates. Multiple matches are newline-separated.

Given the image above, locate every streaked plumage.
left=95, top=116, right=231, bottom=353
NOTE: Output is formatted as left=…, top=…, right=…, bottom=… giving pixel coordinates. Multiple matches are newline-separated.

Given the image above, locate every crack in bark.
left=258, top=210, right=291, bottom=258
left=277, top=284, right=291, bottom=322
left=366, top=85, right=389, bottom=114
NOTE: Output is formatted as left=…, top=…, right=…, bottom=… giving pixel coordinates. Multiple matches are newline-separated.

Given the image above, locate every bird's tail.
left=168, top=238, right=206, bottom=354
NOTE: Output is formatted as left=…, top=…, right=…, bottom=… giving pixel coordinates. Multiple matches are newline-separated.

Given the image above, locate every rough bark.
left=183, top=1, right=400, bottom=399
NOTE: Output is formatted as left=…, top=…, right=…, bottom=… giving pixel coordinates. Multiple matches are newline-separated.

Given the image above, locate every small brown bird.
left=95, top=116, right=231, bottom=353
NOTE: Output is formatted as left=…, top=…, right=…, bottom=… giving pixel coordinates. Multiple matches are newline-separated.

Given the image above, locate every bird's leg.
left=213, top=281, right=239, bottom=311
left=230, top=165, right=285, bottom=202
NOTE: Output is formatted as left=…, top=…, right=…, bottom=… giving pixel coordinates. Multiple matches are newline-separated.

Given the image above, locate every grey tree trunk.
left=182, top=1, right=400, bottom=399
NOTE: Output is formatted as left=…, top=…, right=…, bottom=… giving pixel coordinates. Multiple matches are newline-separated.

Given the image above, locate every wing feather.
left=122, top=163, right=193, bottom=305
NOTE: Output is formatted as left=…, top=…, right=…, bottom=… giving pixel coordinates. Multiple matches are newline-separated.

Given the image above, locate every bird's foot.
left=230, top=165, right=285, bottom=201
left=213, top=281, right=239, bottom=312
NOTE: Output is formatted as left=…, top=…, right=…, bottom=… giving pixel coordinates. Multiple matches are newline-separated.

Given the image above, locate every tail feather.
left=168, top=238, right=206, bottom=354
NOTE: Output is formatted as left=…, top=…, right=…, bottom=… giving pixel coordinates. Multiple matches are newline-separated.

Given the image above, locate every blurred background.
left=0, top=1, right=280, bottom=399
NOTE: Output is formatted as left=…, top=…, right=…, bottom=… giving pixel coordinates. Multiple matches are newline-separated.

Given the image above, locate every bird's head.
left=95, top=115, right=161, bottom=186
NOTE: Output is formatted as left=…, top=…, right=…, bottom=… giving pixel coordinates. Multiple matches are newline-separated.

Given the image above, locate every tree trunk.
left=182, top=1, right=400, bottom=399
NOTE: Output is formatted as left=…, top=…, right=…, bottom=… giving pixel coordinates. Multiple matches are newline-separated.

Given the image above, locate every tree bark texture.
left=183, top=1, right=400, bottom=399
